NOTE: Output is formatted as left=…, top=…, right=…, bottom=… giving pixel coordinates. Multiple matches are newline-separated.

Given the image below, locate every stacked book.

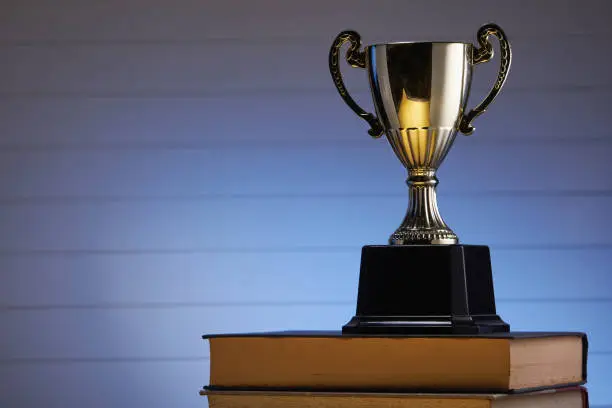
left=201, top=331, right=588, bottom=407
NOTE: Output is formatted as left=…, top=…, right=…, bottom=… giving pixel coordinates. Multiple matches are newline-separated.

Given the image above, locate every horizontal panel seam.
left=0, top=357, right=209, bottom=364
left=1, top=138, right=612, bottom=150
left=2, top=298, right=612, bottom=311
left=0, top=245, right=609, bottom=256
left=0, top=85, right=610, bottom=99
left=0, top=191, right=609, bottom=204
left=1, top=351, right=612, bottom=365
left=0, top=33, right=603, bottom=47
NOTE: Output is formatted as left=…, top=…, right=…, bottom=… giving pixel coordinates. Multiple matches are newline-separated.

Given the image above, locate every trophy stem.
left=389, top=170, right=458, bottom=245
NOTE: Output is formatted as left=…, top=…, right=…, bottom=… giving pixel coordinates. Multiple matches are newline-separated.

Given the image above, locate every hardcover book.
left=203, top=331, right=587, bottom=393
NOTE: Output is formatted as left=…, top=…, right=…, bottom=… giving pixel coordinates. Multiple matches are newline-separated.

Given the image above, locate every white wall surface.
left=0, top=1, right=611, bottom=407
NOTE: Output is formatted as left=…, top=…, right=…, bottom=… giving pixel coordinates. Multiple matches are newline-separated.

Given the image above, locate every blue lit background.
left=0, top=1, right=610, bottom=407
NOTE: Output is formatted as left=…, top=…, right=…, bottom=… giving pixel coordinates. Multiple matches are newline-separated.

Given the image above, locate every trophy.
left=330, top=24, right=512, bottom=334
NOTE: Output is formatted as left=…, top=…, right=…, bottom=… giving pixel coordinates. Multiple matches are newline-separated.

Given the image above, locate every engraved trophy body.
left=330, top=24, right=512, bottom=334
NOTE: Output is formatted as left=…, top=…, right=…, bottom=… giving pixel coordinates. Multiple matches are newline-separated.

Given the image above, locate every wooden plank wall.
left=0, top=0, right=611, bottom=406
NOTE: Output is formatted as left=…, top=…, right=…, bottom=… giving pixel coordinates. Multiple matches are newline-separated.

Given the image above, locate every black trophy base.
left=342, top=245, right=510, bottom=335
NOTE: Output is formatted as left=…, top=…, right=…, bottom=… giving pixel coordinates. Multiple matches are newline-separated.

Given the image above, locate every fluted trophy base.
left=389, top=172, right=458, bottom=245
left=342, top=245, right=510, bottom=335
left=389, top=228, right=458, bottom=245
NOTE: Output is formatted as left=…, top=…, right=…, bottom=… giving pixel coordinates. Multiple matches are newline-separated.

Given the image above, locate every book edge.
left=201, top=330, right=587, bottom=340
left=200, top=385, right=587, bottom=398
left=200, top=382, right=587, bottom=395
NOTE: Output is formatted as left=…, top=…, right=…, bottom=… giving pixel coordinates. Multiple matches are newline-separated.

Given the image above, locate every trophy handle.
left=459, top=23, right=512, bottom=135
left=329, top=31, right=384, bottom=138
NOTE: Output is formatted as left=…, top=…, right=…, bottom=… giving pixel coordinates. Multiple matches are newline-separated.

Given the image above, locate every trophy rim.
left=368, top=41, right=471, bottom=47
